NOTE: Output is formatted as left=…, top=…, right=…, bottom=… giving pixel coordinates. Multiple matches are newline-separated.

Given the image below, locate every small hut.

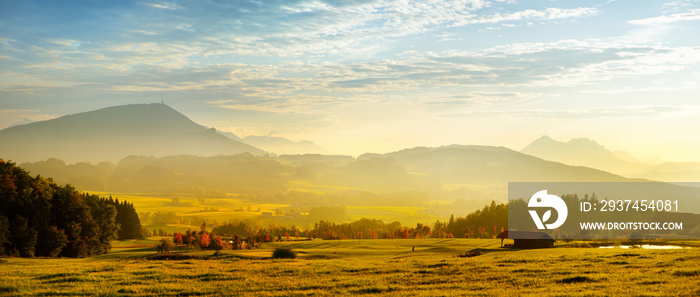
left=497, top=231, right=554, bottom=249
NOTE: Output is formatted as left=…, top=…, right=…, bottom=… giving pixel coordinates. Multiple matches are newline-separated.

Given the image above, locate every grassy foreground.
left=1, top=239, right=698, bottom=296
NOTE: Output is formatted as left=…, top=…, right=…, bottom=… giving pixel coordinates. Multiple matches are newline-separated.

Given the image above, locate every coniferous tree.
left=0, top=160, right=137, bottom=258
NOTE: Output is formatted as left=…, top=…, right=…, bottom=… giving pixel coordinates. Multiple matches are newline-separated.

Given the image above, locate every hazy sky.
left=1, top=0, right=699, bottom=160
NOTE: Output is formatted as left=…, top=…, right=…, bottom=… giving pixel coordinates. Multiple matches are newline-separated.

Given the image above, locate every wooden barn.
left=497, top=231, right=555, bottom=249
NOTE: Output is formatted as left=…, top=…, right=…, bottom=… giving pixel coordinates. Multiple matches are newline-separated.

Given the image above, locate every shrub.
left=272, top=247, right=297, bottom=259
left=458, top=249, right=483, bottom=258
left=559, top=276, right=595, bottom=284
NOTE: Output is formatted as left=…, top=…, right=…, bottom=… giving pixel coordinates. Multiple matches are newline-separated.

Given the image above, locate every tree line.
left=161, top=201, right=508, bottom=252
left=0, top=160, right=141, bottom=258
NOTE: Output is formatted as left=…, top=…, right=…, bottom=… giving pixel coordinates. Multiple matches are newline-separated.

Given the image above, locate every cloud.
left=629, top=9, right=700, bottom=25
left=143, top=1, right=182, bottom=10
left=2, top=0, right=698, bottom=129
left=451, top=7, right=598, bottom=27
left=581, top=82, right=699, bottom=94
left=442, top=105, right=684, bottom=119
left=423, top=92, right=535, bottom=105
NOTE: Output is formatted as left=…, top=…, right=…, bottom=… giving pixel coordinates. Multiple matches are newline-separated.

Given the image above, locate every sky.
left=1, top=0, right=700, bottom=161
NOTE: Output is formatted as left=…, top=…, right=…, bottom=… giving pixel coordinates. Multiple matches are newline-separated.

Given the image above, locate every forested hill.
left=0, top=160, right=141, bottom=258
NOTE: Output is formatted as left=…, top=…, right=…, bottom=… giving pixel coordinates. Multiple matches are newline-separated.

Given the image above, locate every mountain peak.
left=521, top=136, right=646, bottom=175
left=0, top=103, right=265, bottom=163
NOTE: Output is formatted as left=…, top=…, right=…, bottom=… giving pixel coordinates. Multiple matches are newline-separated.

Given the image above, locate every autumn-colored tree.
left=464, top=226, right=473, bottom=238
left=284, top=232, right=290, bottom=242
left=197, top=232, right=211, bottom=248
left=371, top=230, right=378, bottom=239
left=173, top=232, right=183, bottom=246
left=421, top=225, right=431, bottom=237
left=184, top=230, right=196, bottom=250
left=209, top=235, right=228, bottom=251
left=357, top=231, right=363, bottom=240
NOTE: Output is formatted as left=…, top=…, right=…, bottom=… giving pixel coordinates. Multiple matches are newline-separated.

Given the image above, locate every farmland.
left=1, top=239, right=698, bottom=296
left=86, top=191, right=438, bottom=233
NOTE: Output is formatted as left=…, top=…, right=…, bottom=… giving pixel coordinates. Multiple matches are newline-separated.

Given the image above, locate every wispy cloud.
left=442, top=105, right=684, bottom=119
left=143, top=1, right=183, bottom=10
left=451, top=7, right=598, bottom=27
left=629, top=8, right=700, bottom=25
left=1, top=0, right=700, bottom=158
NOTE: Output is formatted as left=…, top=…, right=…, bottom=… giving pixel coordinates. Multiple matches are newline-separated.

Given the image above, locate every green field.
left=87, top=191, right=438, bottom=232
left=88, top=192, right=290, bottom=218
left=1, top=239, right=698, bottom=296
left=87, top=192, right=292, bottom=232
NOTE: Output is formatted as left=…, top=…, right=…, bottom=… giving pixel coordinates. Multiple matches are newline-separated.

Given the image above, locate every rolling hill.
left=0, top=103, right=265, bottom=163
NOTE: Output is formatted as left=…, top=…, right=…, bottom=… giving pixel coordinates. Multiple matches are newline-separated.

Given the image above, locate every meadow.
left=1, top=239, right=698, bottom=296
left=86, top=191, right=436, bottom=232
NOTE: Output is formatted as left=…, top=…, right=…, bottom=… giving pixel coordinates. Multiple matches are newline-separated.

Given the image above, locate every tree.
left=36, top=226, right=68, bottom=258
left=107, top=198, right=142, bottom=240
left=156, top=239, right=173, bottom=254
left=0, top=160, right=127, bottom=258
left=86, top=196, right=119, bottom=254
left=173, top=232, right=183, bottom=245
left=184, top=230, right=195, bottom=250
left=0, top=216, right=9, bottom=255
left=208, top=235, right=227, bottom=251
left=9, top=216, right=37, bottom=257
left=197, top=232, right=211, bottom=248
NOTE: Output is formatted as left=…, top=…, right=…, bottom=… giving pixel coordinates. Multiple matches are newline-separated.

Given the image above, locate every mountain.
left=521, top=136, right=649, bottom=175
left=0, top=103, right=265, bottom=163
left=241, top=135, right=329, bottom=155
left=384, top=144, right=630, bottom=184
left=216, top=130, right=243, bottom=142
left=627, top=162, right=700, bottom=182
left=9, top=118, right=35, bottom=127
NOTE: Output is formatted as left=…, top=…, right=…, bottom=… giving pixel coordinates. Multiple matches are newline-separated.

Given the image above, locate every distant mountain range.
left=378, top=144, right=629, bottom=184
left=4, top=103, right=700, bottom=184
left=241, top=135, right=329, bottom=155
left=0, top=103, right=265, bottom=163
left=521, top=135, right=700, bottom=182
left=214, top=129, right=328, bottom=155
left=521, top=136, right=649, bottom=175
